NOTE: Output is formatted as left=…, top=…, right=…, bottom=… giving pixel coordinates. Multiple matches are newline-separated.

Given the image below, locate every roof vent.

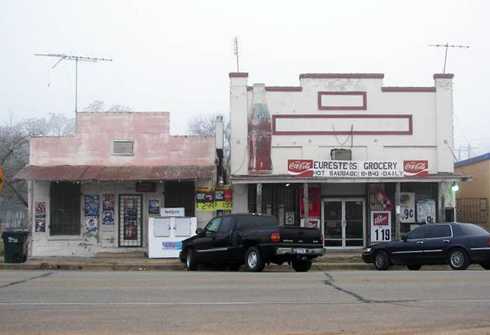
left=112, top=140, right=134, bottom=156
left=331, top=149, right=352, bottom=161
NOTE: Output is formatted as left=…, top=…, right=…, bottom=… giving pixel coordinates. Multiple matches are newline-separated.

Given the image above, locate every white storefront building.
left=230, top=72, right=464, bottom=248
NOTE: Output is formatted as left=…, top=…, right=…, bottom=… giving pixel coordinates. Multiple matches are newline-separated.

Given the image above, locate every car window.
left=236, top=216, right=278, bottom=231
left=407, top=225, right=428, bottom=239
left=205, top=217, right=222, bottom=234
left=425, top=225, right=451, bottom=239
left=452, top=223, right=489, bottom=237
left=217, top=216, right=234, bottom=234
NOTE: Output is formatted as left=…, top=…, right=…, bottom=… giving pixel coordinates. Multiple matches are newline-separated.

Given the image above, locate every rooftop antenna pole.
left=428, top=43, right=470, bottom=73
left=34, top=53, right=112, bottom=114
left=233, top=37, right=240, bottom=72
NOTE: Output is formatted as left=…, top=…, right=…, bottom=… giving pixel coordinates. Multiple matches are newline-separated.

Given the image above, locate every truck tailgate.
left=278, top=227, right=322, bottom=245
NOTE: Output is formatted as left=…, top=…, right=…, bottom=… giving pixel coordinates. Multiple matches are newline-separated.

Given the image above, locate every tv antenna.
left=428, top=43, right=469, bottom=73
left=233, top=37, right=240, bottom=72
left=34, top=53, right=112, bottom=113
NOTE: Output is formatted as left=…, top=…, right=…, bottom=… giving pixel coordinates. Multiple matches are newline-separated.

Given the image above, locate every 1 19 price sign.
left=371, top=211, right=392, bottom=243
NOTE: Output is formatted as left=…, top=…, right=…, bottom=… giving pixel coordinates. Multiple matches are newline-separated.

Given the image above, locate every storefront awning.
left=230, top=173, right=469, bottom=184
left=15, top=165, right=216, bottom=181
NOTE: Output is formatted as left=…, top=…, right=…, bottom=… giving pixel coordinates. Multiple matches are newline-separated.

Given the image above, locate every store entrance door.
left=118, top=194, right=143, bottom=247
left=322, top=198, right=365, bottom=248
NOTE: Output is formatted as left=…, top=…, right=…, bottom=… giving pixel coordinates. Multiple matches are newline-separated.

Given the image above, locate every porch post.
left=303, top=183, right=309, bottom=227
left=256, top=183, right=262, bottom=214
left=395, top=182, right=401, bottom=240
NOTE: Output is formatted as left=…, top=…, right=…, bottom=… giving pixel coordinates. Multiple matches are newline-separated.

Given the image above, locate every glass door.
left=118, top=194, right=143, bottom=247
left=323, top=201, right=343, bottom=247
left=345, top=200, right=364, bottom=247
left=322, top=198, right=365, bottom=248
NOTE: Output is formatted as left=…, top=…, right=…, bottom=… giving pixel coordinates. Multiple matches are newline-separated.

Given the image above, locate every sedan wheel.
left=374, top=251, right=390, bottom=271
left=449, top=249, right=470, bottom=270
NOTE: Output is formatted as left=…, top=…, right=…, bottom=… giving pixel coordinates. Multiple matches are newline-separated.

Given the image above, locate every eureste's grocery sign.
left=287, top=160, right=428, bottom=178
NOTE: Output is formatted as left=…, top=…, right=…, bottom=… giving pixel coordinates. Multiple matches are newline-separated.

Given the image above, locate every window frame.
left=49, top=182, right=82, bottom=237
left=112, top=140, right=135, bottom=156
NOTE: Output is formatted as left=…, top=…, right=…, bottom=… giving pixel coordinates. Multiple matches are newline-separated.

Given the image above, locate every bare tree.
left=0, top=114, right=75, bottom=229
left=83, top=100, right=133, bottom=112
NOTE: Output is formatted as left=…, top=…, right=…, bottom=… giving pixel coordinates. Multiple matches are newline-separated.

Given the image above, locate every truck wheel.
left=292, top=259, right=312, bottom=272
left=374, top=250, right=390, bottom=271
left=185, top=249, right=198, bottom=271
left=449, top=248, right=470, bottom=270
left=245, top=247, right=265, bottom=272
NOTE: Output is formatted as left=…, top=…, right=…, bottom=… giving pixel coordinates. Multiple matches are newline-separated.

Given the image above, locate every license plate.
left=294, top=248, right=306, bottom=254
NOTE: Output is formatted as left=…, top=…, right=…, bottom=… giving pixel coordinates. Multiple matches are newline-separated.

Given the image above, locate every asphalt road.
left=1, top=270, right=490, bottom=335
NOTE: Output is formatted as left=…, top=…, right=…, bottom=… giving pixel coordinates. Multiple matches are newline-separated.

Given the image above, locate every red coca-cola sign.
left=403, top=160, right=428, bottom=177
left=288, top=160, right=314, bottom=177
left=373, top=212, right=390, bottom=226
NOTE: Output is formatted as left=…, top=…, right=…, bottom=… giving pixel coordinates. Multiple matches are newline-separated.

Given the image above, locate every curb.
left=0, top=262, right=370, bottom=271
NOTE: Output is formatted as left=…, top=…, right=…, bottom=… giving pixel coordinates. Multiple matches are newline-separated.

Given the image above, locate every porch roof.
left=230, top=173, right=469, bottom=184
left=15, top=165, right=215, bottom=181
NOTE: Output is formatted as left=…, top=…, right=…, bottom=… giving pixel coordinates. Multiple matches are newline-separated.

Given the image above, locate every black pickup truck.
left=179, top=214, right=324, bottom=272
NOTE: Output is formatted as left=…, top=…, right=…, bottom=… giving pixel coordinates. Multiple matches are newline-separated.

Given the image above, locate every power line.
left=34, top=53, right=112, bottom=114
left=428, top=43, right=470, bottom=73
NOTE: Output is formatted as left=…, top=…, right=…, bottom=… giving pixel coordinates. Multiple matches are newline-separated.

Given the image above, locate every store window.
left=50, top=182, right=81, bottom=235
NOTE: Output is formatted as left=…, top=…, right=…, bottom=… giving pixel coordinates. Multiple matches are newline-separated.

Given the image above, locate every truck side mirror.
left=196, top=228, right=204, bottom=236
left=401, top=235, right=408, bottom=242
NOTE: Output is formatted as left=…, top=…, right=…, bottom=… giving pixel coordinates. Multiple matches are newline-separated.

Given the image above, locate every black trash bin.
left=2, top=231, right=29, bottom=263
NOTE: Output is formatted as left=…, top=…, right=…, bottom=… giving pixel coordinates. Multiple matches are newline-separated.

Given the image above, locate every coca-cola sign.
left=287, top=160, right=313, bottom=177
left=403, top=160, right=429, bottom=177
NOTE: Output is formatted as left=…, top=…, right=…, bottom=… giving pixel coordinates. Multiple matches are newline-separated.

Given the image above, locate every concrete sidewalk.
left=0, top=250, right=372, bottom=271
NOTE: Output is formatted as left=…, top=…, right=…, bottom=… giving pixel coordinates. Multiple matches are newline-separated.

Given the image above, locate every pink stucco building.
left=16, top=112, right=217, bottom=257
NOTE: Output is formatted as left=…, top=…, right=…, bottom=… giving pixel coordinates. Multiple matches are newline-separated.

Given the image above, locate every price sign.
left=371, top=211, right=392, bottom=243
left=400, top=192, right=415, bottom=223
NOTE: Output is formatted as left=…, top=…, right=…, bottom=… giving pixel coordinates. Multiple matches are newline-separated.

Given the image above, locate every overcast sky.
left=1, top=0, right=489, bottom=157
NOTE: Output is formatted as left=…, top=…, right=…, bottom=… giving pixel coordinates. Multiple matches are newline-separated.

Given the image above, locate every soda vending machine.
left=147, top=208, right=197, bottom=258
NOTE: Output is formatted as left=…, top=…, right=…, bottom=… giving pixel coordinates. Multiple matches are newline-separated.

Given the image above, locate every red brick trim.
left=265, top=86, right=302, bottom=92
left=433, top=73, right=454, bottom=79
left=229, top=72, right=249, bottom=78
left=300, top=73, right=384, bottom=79
left=318, top=91, right=367, bottom=110
left=272, top=114, right=413, bottom=135
left=382, top=87, right=436, bottom=92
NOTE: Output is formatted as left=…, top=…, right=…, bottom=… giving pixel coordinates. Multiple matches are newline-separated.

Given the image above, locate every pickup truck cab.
left=179, top=214, right=324, bottom=272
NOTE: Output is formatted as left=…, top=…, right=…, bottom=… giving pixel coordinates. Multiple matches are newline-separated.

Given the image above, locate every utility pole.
left=233, top=37, right=240, bottom=72
left=429, top=43, right=469, bottom=73
left=34, top=53, right=112, bottom=114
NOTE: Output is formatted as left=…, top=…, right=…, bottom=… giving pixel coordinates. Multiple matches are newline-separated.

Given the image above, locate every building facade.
left=230, top=72, right=463, bottom=248
left=455, top=153, right=490, bottom=229
left=16, top=112, right=217, bottom=257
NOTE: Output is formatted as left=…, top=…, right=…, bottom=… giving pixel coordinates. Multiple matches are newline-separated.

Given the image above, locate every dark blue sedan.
left=362, top=223, right=490, bottom=270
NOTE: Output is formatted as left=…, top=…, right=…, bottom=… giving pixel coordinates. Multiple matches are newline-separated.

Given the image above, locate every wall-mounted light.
left=285, top=183, right=290, bottom=187
left=451, top=182, right=459, bottom=192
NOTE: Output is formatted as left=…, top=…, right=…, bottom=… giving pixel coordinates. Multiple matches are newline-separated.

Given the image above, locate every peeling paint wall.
left=30, top=112, right=215, bottom=167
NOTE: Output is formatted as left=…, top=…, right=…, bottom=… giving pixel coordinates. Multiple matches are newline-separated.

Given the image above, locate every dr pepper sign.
left=288, top=160, right=428, bottom=178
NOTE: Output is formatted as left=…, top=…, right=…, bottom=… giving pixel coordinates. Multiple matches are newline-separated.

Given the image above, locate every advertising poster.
left=368, top=184, right=394, bottom=211
left=124, top=204, right=138, bottom=240
left=102, top=194, right=115, bottom=225
left=84, top=194, right=100, bottom=217
left=299, top=186, right=321, bottom=218
left=85, top=216, right=98, bottom=238
left=417, top=199, right=436, bottom=224
left=214, top=188, right=232, bottom=211
left=400, top=192, right=416, bottom=223
left=196, top=188, right=215, bottom=211
left=34, top=201, right=47, bottom=232
left=148, top=199, right=160, bottom=215
left=248, top=88, right=272, bottom=173
left=371, top=211, right=392, bottom=243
